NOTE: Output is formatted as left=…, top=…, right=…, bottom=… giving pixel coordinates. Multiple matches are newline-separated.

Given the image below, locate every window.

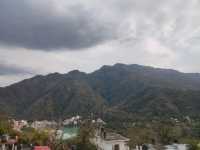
left=114, top=144, right=120, bottom=150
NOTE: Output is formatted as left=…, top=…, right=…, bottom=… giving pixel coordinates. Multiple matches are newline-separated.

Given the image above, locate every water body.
left=62, top=127, right=79, bottom=140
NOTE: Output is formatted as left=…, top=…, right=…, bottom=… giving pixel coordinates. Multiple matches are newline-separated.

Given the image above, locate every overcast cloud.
left=0, top=0, right=200, bottom=86
left=0, top=63, right=34, bottom=75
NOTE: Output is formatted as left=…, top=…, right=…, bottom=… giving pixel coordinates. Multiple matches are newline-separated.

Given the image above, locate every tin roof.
left=34, top=146, right=50, bottom=150
left=104, top=132, right=129, bottom=141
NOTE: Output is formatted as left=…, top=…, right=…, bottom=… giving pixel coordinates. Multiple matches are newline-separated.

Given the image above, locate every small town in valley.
left=1, top=0, right=200, bottom=150
left=0, top=114, right=199, bottom=150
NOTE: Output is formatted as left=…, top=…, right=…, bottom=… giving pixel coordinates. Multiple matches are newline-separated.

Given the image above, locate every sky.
left=0, top=0, right=200, bottom=87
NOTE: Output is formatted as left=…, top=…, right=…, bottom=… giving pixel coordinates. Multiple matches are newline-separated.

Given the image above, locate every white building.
left=31, top=120, right=57, bottom=129
left=63, top=115, right=81, bottom=126
left=96, top=118, right=106, bottom=125
left=134, top=144, right=189, bottom=150
left=12, top=119, right=28, bottom=131
left=165, top=144, right=188, bottom=150
left=92, top=130, right=130, bottom=150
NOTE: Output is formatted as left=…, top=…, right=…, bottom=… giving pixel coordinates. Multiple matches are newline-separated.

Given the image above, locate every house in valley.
left=91, top=128, right=130, bottom=150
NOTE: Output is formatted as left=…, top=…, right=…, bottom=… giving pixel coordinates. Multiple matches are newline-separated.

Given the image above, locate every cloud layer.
left=0, top=0, right=200, bottom=86
left=0, top=0, right=117, bottom=50
left=1, top=0, right=200, bottom=51
left=0, top=63, right=33, bottom=75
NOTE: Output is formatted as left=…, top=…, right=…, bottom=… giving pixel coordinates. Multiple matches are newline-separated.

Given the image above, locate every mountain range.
left=1, top=63, right=200, bottom=120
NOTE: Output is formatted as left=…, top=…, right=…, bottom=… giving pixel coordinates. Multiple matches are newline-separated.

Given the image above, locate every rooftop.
left=104, top=132, right=129, bottom=141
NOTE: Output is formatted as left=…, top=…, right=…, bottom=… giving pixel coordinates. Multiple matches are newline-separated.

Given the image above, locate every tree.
left=0, top=117, right=12, bottom=135
left=126, top=127, right=156, bottom=148
left=183, top=139, right=200, bottom=150
left=78, top=121, right=95, bottom=144
left=18, top=127, right=49, bottom=146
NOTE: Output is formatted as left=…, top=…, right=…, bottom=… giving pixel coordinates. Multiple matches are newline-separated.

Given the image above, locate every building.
left=96, top=118, right=106, bottom=125
left=12, top=119, right=28, bottom=131
left=0, top=134, right=18, bottom=150
left=63, top=115, right=81, bottom=126
left=134, top=144, right=189, bottom=150
left=34, top=146, right=51, bottom=150
left=31, top=120, right=57, bottom=130
left=164, top=144, right=188, bottom=150
left=92, top=128, right=130, bottom=150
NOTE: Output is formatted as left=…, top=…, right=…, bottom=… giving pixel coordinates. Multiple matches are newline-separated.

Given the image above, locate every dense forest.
left=0, top=64, right=200, bottom=120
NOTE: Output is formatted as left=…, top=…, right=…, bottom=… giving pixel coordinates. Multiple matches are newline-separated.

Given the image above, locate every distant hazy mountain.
left=1, top=63, right=200, bottom=120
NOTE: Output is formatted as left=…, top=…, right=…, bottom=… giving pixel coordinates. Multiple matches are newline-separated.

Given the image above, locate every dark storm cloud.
left=0, top=0, right=116, bottom=50
left=0, top=63, right=34, bottom=75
